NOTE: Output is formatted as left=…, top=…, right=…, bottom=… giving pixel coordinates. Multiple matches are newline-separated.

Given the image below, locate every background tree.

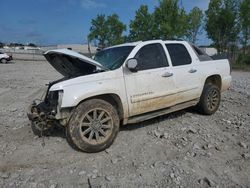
left=128, top=5, right=154, bottom=41
left=9, top=43, right=24, bottom=47
left=153, top=0, right=188, bottom=39
left=28, top=43, right=36, bottom=47
left=205, top=0, right=239, bottom=53
left=239, top=0, right=250, bottom=55
left=0, top=42, right=4, bottom=48
left=88, top=14, right=125, bottom=48
left=106, top=14, right=126, bottom=46
left=186, top=7, right=204, bottom=44
left=88, top=14, right=108, bottom=48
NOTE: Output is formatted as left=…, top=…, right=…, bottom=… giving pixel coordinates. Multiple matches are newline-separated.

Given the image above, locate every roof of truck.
left=105, top=39, right=186, bottom=50
left=105, top=41, right=143, bottom=49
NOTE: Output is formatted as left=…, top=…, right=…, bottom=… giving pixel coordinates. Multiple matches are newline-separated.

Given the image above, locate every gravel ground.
left=0, top=60, right=249, bottom=188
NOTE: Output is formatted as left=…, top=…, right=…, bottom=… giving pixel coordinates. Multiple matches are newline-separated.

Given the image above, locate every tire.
left=66, top=99, right=120, bottom=153
left=31, top=121, right=54, bottom=136
left=197, top=84, right=221, bottom=115
left=1, top=58, right=7, bottom=64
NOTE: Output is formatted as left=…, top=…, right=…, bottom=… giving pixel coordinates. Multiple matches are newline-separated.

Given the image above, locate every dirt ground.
left=0, top=60, right=249, bottom=188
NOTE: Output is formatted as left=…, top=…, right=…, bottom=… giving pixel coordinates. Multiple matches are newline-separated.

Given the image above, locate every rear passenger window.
left=135, top=43, right=168, bottom=71
left=166, top=44, right=192, bottom=66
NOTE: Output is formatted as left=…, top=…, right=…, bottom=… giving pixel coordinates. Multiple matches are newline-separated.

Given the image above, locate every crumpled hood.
left=44, top=49, right=108, bottom=77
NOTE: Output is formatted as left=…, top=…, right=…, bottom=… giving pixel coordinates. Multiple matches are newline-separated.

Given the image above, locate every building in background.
left=56, top=44, right=97, bottom=55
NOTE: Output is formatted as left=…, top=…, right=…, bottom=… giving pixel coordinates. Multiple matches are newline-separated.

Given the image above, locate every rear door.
left=124, top=43, right=177, bottom=116
left=165, top=43, right=201, bottom=104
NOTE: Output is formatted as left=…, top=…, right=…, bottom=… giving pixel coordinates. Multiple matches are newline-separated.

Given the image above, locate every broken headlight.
left=57, top=90, right=64, bottom=109
left=44, top=90, right=63, bottom=114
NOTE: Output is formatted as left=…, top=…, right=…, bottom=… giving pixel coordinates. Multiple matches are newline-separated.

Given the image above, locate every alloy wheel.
left=79, top=108, right=113, bottom=144
left=207, top=89, right=219, bottom=111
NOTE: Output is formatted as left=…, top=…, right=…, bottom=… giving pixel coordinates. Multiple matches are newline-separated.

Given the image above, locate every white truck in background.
left=27, top=40, right=231, bottom=153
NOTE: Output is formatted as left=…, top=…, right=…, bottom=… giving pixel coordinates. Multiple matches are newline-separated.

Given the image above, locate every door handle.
left=189, top=69, right=197, bottom=73
left=162, top=72, right=173, bottom=77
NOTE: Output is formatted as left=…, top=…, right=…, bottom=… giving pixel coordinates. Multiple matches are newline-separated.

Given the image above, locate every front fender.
left=61, top=80, right=125, bottom=108
left=61, top=79, right=129, bottom=120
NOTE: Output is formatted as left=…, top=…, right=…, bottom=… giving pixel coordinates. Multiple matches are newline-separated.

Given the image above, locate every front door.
left=124, top=43, right=177, bottom=117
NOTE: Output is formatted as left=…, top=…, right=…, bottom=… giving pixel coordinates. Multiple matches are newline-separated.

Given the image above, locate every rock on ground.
left=0, top=60, right=249, bottom=187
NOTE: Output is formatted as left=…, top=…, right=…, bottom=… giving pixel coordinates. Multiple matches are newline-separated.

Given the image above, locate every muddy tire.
left=197, top=84, right=221, bottom=115
left=31, top=121, right=54, bottom=136
left=66, top=99, right=120, bottom=153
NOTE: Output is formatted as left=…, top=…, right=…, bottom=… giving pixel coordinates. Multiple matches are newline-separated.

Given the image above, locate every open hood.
left=44, top=49, right=109, bottom=77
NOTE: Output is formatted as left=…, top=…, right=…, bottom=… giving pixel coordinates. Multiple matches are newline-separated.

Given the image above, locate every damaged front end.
left=27, top=48, right=108, bottom=135
left=27, top=80, right=66, bottom=135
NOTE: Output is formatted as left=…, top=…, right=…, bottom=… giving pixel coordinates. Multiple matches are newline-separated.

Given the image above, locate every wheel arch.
left=76, top=93, right=124, bottom=121
left=204, top=74, right=222, bottom=90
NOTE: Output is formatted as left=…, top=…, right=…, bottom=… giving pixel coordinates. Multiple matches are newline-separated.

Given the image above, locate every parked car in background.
left=27, top=40, right=231, bottom=153
left=0, top=51, right=12, bottom=63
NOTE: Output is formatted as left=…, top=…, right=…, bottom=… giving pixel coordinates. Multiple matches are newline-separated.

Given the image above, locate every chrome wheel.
left=79, top=108, right=113, bottom=145
left=207, top=89, right=219, bottom=111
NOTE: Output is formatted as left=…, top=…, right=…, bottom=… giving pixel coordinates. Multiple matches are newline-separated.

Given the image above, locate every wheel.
left=1, top=58, right=7, bottom=64
left=66, top=99, right=120, bottom=153
left=197, top=84, right=221, bottom=115
left=31, top=121, right=54, bottom=136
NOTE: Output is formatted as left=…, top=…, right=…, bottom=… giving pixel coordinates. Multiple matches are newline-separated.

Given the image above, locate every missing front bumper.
left=27, top=100, right=56, bottom=124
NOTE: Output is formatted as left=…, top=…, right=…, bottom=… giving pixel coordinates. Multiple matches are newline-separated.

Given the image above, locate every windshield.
left=94, top=46, right=134, bottom=70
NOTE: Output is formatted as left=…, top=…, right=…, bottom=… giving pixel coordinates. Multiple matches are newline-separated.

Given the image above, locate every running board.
left=127, top=99, right=199, bottom=124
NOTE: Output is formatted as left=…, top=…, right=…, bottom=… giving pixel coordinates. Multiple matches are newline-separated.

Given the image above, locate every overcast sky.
left=0, top=0, right=211, bottom=46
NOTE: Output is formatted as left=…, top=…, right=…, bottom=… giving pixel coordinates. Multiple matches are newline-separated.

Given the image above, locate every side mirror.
left=126, top=58, right=138, bottom=72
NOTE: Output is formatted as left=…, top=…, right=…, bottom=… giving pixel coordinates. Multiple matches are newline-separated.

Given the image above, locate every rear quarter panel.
left=195, top=59, right=231, bottom=93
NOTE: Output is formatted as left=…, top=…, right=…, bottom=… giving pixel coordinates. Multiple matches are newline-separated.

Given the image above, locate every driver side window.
left=135, top=43, right=168, bottom=71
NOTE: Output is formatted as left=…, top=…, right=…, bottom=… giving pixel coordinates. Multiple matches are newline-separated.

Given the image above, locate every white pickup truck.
left=27, top=40, right=231, bottom=152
